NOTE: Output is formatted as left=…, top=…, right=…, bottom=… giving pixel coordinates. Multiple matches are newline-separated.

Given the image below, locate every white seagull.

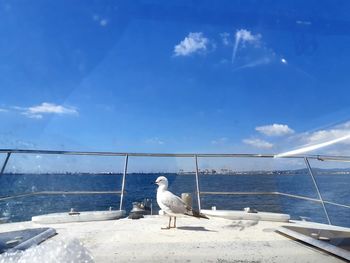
left=155, top=176, right=208, bottom=229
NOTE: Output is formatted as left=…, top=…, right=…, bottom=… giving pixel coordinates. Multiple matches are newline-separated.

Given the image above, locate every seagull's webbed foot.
left=161, top=216, right=172, bottom=230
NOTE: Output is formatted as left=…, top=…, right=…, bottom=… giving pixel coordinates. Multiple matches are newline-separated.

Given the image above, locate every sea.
left=0, top=173, right=349, bottom=227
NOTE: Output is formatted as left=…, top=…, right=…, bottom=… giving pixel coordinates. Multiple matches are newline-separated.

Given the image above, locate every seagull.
left=155, top=176, right=209, bottom=229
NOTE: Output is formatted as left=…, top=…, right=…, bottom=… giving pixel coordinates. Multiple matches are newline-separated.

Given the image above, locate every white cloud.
left=211, top=137, right=228, bottom=145
left=22, top=103, right=78, bottom=119
left=145, top=137, right=164, bottom=145
left=92, top=14, right=108, bottom=27
left=100, top=19, right=108, bottom=26
left=220, top=32, right=230, bottom=46
left=235, top=29, right=261, bottom=45
left=307, top=130, right=350, bottom=144
left=0, top=108, right=8, bottom=112
left=28, top=103, right=77, bottom=114
left=23, top=112, right=43, bottom=119
left=301, top=122, right=350, bottom=145
left=275, top=121, right=350, bottom=157
left=256, top=124, right=295, bottom=136
left=296, top=20, right=312, bottom=26
left=232, top=29, right=261, bottom=64
left=275, top=134, right=350, bottom=158
left=243, top=138, right=273, bottom=149
left=174, top=32, right=209, bottom=56
left=11, top=106, right=26, bottom=111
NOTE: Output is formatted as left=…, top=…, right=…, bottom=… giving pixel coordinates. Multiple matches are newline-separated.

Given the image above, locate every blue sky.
left=1, top=1, right=350, bottom=172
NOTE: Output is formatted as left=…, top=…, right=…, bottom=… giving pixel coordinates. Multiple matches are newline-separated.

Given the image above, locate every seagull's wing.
left=160, top=191, right=189, bottom=214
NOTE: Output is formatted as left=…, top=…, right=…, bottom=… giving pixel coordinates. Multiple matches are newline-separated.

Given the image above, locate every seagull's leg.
left=169, top=216, right=176, bottom=228
left=161, top=216, right=171, bottom=230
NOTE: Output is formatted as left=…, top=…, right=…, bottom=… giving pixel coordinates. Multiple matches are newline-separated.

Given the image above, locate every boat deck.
left=0, top=216, right=346, bottom=262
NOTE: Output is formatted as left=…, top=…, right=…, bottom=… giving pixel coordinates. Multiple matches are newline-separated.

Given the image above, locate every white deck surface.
left=0, top=216, right=345, bottom=263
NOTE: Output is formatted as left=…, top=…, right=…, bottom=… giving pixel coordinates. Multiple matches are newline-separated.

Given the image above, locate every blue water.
left=0, top=173, right=349, bottom=227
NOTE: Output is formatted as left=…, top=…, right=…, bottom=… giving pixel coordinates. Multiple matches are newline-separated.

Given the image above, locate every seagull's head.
left=155, top=176, right=168, bottom=189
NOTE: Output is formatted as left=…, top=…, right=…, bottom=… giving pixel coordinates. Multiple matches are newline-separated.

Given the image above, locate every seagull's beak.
left=154, top=182, right=159, bottom=185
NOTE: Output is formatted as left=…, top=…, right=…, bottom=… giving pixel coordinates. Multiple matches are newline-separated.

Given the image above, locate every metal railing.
left=0, top=191, right=122, bottom=202
left=1, top=148, right=350, bottom=225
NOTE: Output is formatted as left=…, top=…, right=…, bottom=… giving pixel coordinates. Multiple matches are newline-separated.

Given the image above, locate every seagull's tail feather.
left=185, top=209, right=209, bottom=219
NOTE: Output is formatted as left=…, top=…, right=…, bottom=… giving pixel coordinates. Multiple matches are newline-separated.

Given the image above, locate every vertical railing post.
left=119, top=154, right=128, bottom=211
left=304, top=157, right=331, bottom=225
left=194, top=155, right=202, bottom=211
left=1, top=152, right=11, bottom=175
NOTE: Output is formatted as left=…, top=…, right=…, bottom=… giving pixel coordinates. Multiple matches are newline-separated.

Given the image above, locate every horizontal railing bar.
left=323, top=200, right=350, bottom=209
left=316, top=156, right=350, bottom=162
left=0, top=191, right=122, bottom=201
left=1, top=149, right=350, bottom=161
left=200, top=191, right=280, bottom=195
left=0, top=149, right=277, bottom=157
left=277, top=192, right=322, bottom=203
left=0, top=149, right=128, bottom=157
left=33, top=191, right=122, bottom=195
left=0, top=193, right=38, bottom=201
left=200, top=191, right=350, bottom=209
left=200, top=191, right=322, bottom=203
